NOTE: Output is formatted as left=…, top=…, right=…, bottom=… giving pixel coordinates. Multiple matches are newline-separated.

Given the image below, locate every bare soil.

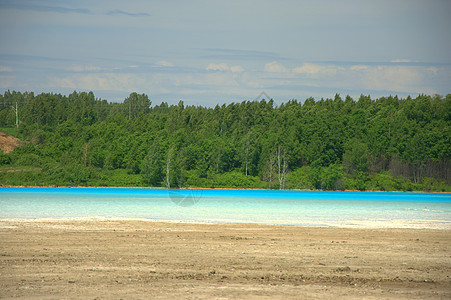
left=0, top=131, right=22, bottom=154
left=0, top=220, right=450, bottom=299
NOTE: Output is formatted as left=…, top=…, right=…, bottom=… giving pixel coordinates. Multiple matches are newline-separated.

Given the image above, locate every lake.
left=1, top=187, right=450, bottom=229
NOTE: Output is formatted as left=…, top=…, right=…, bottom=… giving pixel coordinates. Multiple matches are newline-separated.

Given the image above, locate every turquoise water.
left=0, top=187, right=450, bottom=228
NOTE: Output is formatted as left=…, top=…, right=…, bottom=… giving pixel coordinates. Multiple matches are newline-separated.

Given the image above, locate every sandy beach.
left=0, top=219, right=450, bottom=299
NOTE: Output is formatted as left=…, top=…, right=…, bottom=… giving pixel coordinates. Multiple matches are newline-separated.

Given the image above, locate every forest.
left=0, top=90, right=450, bottom=192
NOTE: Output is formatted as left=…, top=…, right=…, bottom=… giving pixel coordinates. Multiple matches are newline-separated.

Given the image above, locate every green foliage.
left=183, top=169, right=211, bottom=187
left=368, top=171, right=400, bottom=191
left=103, top=169, right=143, bottom=187
left=0, top=152, right=11, bottom=165
left=0, top=127, right=19, bottom=137
left=319, top=164, right=345, bottom=190
left=343, top=139, right=369, bottom=174
left=1, top=90, right=449, bottom=191
left=211, top=171, right=262, bottom=189
left=286, top=167, right=315, bottom=190
left=14, top=153, right=42, bottom=167
left=344, top=175, right=368, bottom=191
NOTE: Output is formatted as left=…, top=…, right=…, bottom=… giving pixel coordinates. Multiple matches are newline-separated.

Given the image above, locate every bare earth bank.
left=0, top=220, right=450, bottom=299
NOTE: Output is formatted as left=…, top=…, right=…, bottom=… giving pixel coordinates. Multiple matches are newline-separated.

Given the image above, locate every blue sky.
left=0, top=0, right=450, bottom=106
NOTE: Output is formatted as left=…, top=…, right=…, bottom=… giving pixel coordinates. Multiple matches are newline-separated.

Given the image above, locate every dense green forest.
left=0, top=90, right=450, bottom=191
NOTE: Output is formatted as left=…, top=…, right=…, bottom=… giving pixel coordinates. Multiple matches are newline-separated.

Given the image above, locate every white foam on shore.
left=336, top=219, right=451, bottom=230
left=1, top=217, right=450, bottom=230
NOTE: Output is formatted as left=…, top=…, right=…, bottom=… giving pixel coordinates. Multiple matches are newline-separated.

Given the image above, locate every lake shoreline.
left=1, top=217, right=450, bottom=230
left=1, top=184, right=450, bottom=194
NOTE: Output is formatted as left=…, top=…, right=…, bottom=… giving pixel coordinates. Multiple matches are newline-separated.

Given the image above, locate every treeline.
left=0, top=90, right=450, bottom=191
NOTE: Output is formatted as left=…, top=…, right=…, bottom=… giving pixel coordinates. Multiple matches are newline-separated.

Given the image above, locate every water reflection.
left=168, top=188, right=203, bottom=207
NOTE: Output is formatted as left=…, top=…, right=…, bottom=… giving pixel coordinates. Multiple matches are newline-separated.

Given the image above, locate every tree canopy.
left=0, top=91, right=449, bottom=191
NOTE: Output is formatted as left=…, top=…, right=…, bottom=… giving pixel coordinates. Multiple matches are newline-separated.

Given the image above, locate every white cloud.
left=391, top=59, right=412, bottom=63
left=264, top=61, right=288, bottom=73
left=427, top=67, right=438, bottom=75
left=44, top=60, right=449, bottom=106
left=68, top=65, right=103, bottom=72
left=206, top=63, right=229, bottom=72
left=292, top=63, right=321, bottom=75
left=51, top=73, right=147, bottom=92
left=155, top=60, right=174, bottom=67
left=367, top=66, right=423, bottom=92
left=263, top=62, right=341, bottom=77
left=230, top=65, right=244, bottom=73
left=67, top=64, right=140, bottom=73
left=349, top=65, right=369, bottom=71
left=292, top=63, right=342, bottom=76
left=50, top=69, right=242, bottom=99
left=261, top=60, right=445, bottom=97
left=206, top=63, right=244, bottom=73
left=0, top=66, right=13, bottom=72
left=341, top=64, right=434, bottom=94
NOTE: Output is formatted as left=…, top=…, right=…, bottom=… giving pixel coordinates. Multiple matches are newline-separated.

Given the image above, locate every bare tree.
left=11, top=101, right=19, bottom=129
left=277, top=145, right=289, bottom=190
left=263, top=154, right=276, bottom=189
left=166, top=150, right=171, bottom=188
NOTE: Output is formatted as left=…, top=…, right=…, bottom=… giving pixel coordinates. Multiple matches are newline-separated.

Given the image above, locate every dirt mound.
left=0, top=131, right=23, bottom=153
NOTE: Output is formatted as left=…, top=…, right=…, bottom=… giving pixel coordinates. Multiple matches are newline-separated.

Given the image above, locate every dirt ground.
left=0, top=220, right=450, bottom=299
left=0, top=131, right=22, bottom=154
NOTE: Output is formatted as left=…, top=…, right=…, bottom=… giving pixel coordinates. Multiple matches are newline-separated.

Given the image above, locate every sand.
left=0, top=219, right=450, bottom=299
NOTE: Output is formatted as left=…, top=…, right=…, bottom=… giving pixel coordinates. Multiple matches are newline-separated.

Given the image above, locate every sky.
left=0, top=0, right=450, bottom=106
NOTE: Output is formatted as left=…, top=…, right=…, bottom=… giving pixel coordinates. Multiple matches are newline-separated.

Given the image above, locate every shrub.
left=212, top=171, right=261, bottom=189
